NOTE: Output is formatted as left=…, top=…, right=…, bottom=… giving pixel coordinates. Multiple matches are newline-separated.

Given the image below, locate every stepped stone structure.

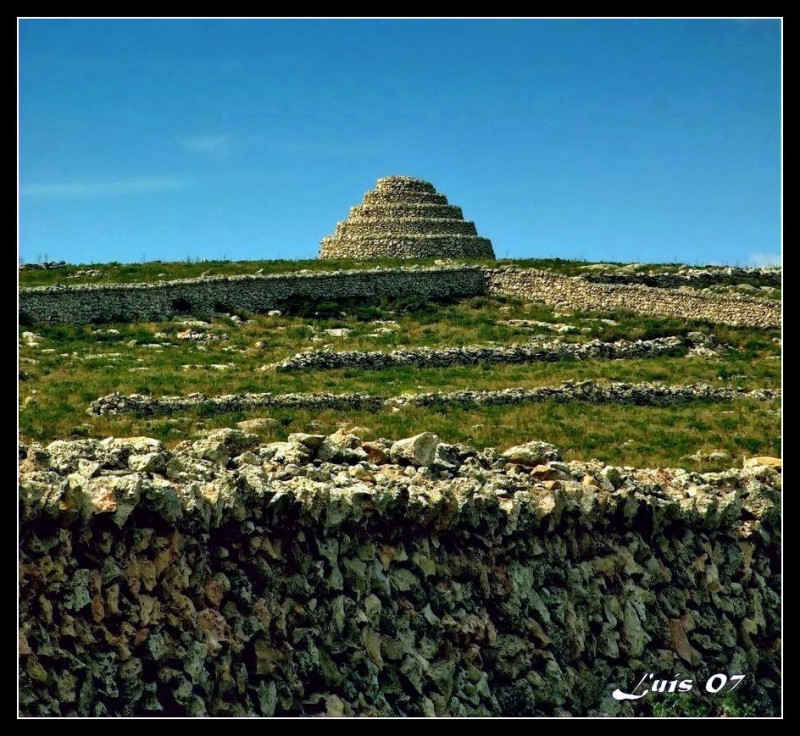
left=319, top=175, right=496, bottom=259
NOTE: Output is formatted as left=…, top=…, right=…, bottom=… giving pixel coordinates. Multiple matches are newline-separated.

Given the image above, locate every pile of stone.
left=270, top=334, right=713, bottom=373
left=19, top=430, right=781, bottom=716
left=86, top=380, right=778, bottom=418
left=319, top=176, right=495, bottom=260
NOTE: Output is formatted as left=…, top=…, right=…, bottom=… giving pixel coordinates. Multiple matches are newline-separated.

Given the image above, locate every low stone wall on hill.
left=19, top=430, right=781, bottom=716
left=86, top=381, right=779, bottom=418
left=485, top=269, right=781, bottom=329
left=18, top=267, right=486, bottom=325
left=19, top=265, right=780, bottom=327
left=581, top=266, right=780, bottom=289
left=269, top=334, right=710, bottom=373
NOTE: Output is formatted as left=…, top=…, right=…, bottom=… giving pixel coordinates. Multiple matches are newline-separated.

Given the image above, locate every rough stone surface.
left=319, top=176, right=495, bottom=260
left=19, top=432, right=781, bottom=716
left=389, top=432, right=440, bottom=467
left=502, top=440, right=562, bottom=466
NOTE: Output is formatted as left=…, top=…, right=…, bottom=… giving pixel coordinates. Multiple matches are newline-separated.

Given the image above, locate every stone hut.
left=319, top=175, right=495, bottom=259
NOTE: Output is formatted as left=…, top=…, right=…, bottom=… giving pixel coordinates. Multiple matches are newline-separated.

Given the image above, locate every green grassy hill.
left=19, top=260, right=781, bottom=468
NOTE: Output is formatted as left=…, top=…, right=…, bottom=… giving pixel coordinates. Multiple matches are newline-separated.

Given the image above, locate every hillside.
left=19, top=257, right=781, bottom=468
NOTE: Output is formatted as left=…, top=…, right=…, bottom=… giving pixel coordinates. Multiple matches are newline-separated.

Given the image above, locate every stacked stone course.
left=319, top=176, right=495, bottom=259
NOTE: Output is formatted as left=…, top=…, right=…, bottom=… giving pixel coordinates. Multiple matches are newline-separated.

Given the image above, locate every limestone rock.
left=287, top=433, right=326, bottom=452
left=98, top=437, right=163, bottom=468
left=744, top=456, right=781, bottom=470
left=260, top=442, right=312, bottom=466
left=128, top=452, right=166, bottom=474
left=236, top=417, right=278, bottom=432
left=362, top=441, right=391, bottom=465
left=17, top=430, right=782, bottom=717
left=46, top=439, right=100, bottom=473
left=502, top=440, right=562, bottom=466
left=192, top=429, right=258, bottom=464
left=601, top=466, right=623, bottom=489
left=530, top=464, right=572, bottom=481
left=318, top=429, right=368, bottom=464
left=390, top=432, right=441, bottom=468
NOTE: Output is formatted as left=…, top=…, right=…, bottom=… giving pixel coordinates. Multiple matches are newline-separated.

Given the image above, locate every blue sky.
left=19, top=19, right=781, bottom=266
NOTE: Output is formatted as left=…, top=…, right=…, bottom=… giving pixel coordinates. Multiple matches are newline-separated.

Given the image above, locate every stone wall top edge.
left=483, top=267, right=781, bottom=306
left=19, top=432, right=780, bottom=532
left=19, top=265, right=486, bottom=295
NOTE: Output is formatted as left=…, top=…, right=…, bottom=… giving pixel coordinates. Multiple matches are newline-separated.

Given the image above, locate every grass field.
left=19, top=289, right=781, bottom=468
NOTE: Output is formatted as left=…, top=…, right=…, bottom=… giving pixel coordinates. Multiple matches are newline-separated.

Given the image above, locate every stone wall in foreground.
left=485, top=268, right=781, bottom=329
left=18, top=267, right=486, bottom=325
left=19, top=431, right=781, bottom=716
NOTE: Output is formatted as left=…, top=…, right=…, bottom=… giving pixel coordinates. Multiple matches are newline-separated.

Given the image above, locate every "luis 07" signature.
left=612, top=673, right=746, bottom=701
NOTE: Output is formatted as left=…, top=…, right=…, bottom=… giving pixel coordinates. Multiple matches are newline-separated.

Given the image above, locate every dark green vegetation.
left=19, top=289, right=781, bottom=468
left=647, top=692, right=758, bottom=718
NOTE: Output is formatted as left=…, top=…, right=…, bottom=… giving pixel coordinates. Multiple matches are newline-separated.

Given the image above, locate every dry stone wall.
left=319, top=176, right=495, bottom=260
left=485, top=268, right=781, bottom=329
left=19, top=430, right=781, bottom=716
left=19, top=265, right=780, bottom=327
left=19, top=266, right=485, bottom=325
left=582, top=266, right=781, bottom=289
left=87, top=381, right=779, bottom=418
left=270, top=334, right=708, bottom=373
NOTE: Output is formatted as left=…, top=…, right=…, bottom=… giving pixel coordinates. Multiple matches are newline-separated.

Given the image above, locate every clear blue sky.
left=19, top=19, right=781, bottom=267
